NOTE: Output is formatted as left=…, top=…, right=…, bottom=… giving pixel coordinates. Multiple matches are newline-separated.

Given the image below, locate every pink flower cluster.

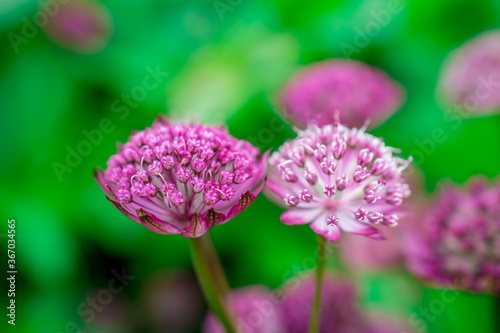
left=279, top=276, right=361, bottom=333
left=280, top=59, right=404, bottom=129
left=204, top=275, right=412, bottom=333
left=438, top=30, right=500, bottom=114
left=266, top=122, right=411, bottom=242
left=203, top=286, right=285, bottom=333
left=94, top=116, right=268, bottom=237
left=41, top=0, right=114, bottom=54
left=405, top=177, right=500, bottom=294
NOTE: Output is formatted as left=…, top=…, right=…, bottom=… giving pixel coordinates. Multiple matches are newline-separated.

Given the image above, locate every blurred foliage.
left=1, top=0, right=499, bottom=332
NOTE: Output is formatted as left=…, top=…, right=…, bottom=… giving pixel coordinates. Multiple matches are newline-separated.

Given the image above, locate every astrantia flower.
left=438, top=30, right=500, bottom=114
left=280, top=59, right=404, bottom=129
left=41, top=0, right=113, bottom=54
left=279, top=275, right=362, bottom=333
left=265, top=122, right=411, bottom=242
left=94, top=116, right=268, bottom=237
left=405, top=177, right=500, bottom=294
left=203, top=286, right=285, bottom=333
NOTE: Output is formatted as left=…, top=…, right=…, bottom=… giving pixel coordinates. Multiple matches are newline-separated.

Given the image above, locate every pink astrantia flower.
left=280, top=59, right=404, bottom=129
left=265, top=122, right=411, bottom=242
left=94, top=115, right=268, bottom=238
left=438, top=30, right=500, bottom=114
left=41, top=0, right=113, bottom=54
left=405, top=177, right=500, bottom=295
left=203, top=286, right=285, bottom=333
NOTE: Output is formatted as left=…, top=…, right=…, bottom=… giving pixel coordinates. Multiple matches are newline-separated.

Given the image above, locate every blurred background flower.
left=203, top=285, right=284, bottom=333
left=40, top=0, right=113, bottom=54
left=278, top=274, right=414, bottom=333
left=437, top=30, right=500, bottom=115
left=279, top=59, right=405, bottom=129
left=278, top=275, right=362, bottom=333
left=405, top=177, right=500, bottom=295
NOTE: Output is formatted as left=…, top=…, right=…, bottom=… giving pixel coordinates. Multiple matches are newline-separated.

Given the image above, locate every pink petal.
left=264, top=178, right=292, bottom=208
left=337, top=211, right=385, bottom=240
left=310, top=213, right=342, bottom=242
left=181, top=213, right=210, bottom=238
left=93, top=168, right=113, bottom=197
left=225, top=191, right=257, bottom=220
left=107, top=198, right=141, bottom=224
left=136, top=209, right=182, bottom=235
left=281, top=207, right=325, bottom=225
left=204, top=208, right=226, bottom=228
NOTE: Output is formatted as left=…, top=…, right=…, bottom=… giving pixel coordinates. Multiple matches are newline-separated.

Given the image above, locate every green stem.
left=188, top=237, right=236, bottom=333
left=309, top=234, right=327, bottom=333
left=202, top=233, right=230, bottom=299
left=496, top=296, right=500, bottom=332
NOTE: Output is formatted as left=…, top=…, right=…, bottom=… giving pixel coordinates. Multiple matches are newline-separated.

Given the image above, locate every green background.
left=1, top=0, right=499, bottom=332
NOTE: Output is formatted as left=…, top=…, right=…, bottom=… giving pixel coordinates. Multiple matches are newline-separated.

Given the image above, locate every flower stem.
left=309, top=234, right=327, bottom=333
left=188, top=237, right=236, bottom=333
left=202, top=233, right=230, bottom=299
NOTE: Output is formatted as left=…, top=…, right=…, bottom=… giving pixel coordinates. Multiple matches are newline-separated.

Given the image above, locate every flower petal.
left=136, top=209, right=182, bottom=235
left=205, top=208, right=226, bottom=228
left=337, top=211, right=385, bottom=240
left=281, top=207, right=325, bottom=225
left=181, top=213, right=210, bottom=238
left=264, top=178, right=293, bottom=208
left=310, top=212, right=342, bottom=242
left=225, top=191, right=257, bottom=220
left=94, top=168, right=113, bottom=197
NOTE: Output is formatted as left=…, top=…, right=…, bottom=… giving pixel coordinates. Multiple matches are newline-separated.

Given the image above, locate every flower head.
left=265, top=122, right=411, bottom=242
left=279, top=275, right=362, bottom=333
left=280, top=59, right=404, bottom=129
left=405, top=177, right=500, bottom=295
left=94, top=115, right=268, bottom=237
left=203, top=286, right=285, bottom=333
left=438, top=30, right=500, bottom=114
left=41, top=0, right=113, bottom=54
